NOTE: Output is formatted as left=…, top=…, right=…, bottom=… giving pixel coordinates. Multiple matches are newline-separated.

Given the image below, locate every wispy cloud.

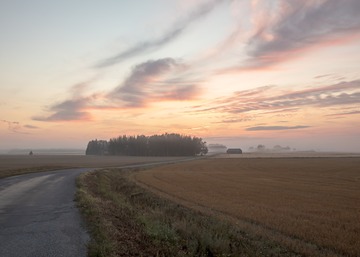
left=110, top=58, right=199, bottom=107
left=35, top=58, right=201, bottom=121
left=24, top=124, right=39, bottom=129
left=216, top=116, right=254, bottom=124
left=243, top=0, right=360, bottom=68
left=32, top=0, right=360, bottom=124
left=246, top=125, right=310, bottom=131
left=1, top=119, right=21, bottom=133
left=32, top=78, right=107, bottom=122
left=192, top=79, right=360, bottom=117
left=1, top=120, right=38, bottom=133
left=96, top=0, right=227, bottom=68
left=35, top=0, right=223, bottom=121
left=326, top=110, right=360, bottom=117
left=314, top=74, right=333, bottom=79
left=33, top=97, right=93, bottom=122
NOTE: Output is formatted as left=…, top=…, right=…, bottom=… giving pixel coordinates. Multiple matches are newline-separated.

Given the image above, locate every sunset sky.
left=1, top=0, right=360, bottom=152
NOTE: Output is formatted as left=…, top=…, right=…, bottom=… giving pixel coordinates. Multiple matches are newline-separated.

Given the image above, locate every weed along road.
left=0, top=168, right=91, bottom=257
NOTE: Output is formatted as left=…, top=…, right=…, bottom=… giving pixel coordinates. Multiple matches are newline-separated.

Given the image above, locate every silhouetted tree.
left=257, top=144, right=266, bottom=151
left=86, top=140, right=109, bottom=155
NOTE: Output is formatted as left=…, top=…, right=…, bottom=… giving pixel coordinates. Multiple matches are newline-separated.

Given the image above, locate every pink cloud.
left=191, top=79, right=360, bottom=121
left=34, top=58, right=201, bottom=121
left=217, top=0, right=360, bottom=73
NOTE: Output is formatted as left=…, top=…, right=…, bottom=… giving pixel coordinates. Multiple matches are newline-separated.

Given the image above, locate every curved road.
left=0, top=157, right=201, bottom=256
left=0, top=168, right=91, bottom=257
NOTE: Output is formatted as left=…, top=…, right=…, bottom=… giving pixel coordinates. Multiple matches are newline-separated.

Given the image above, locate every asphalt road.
left=0, top=168, right=92, bottom=257
left=0, top=157, right=201, bottom=257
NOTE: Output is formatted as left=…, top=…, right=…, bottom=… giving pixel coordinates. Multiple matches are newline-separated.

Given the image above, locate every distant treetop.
left=208, top=143, right=227, bottom=149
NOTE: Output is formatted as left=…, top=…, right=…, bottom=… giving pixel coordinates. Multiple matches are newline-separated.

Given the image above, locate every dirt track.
left=134, top=157, right=360, bottom=257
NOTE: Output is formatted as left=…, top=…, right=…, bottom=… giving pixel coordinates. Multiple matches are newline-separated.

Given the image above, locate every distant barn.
left=226, top=148, right=242, bottom=154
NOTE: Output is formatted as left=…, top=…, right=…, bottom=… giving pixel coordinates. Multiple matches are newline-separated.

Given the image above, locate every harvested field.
left=134, top=157, right=360, bottom=257
left=0, top=155, right=185, bottom=178
left=78, top=168, right=298, bottom=257
left=214, top=152, right=360, bottom=158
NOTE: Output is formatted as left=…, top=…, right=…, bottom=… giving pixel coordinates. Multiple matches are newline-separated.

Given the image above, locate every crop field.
left=134, top=157, right=360, bottom=257
left=0, top=155, right=185, bottom=178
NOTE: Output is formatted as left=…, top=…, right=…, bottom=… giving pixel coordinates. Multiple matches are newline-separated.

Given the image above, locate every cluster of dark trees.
left=86, top=133, right=208, bottom=156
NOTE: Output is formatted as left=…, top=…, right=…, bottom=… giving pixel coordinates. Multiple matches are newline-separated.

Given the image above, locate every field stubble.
left=134, top=157, right=360, bottom=257
left=0, top=155, right=184, bottom=178
left=77, top=168, right=298, bottom=257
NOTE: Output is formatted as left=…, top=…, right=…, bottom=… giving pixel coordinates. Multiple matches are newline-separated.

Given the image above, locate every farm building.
left=226, top=148, right=242, bottom=154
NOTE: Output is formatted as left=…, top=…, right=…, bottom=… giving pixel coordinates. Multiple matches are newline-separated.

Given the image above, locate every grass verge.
left=76, top=167, right=299, bottom=257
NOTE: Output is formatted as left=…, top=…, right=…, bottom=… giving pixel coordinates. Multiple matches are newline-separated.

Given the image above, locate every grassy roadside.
left=76, top=167, right=299, bottom=257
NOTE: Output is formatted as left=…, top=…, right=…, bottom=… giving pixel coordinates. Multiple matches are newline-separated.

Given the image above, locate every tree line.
left=86, top=133, right=208, bottom=156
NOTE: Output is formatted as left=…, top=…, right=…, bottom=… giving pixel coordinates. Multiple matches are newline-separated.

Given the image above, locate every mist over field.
left=0, top=148, right=85, bottom=155
left=1, top=134, right=359, bottom=155
left=206, top=135, right=360, bottom=153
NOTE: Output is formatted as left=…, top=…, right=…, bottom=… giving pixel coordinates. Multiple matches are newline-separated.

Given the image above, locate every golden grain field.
left=134, top=157, right=360, bottom=257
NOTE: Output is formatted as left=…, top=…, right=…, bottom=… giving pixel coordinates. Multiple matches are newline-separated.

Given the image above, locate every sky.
left=1, top=0, right=360, bottom=153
